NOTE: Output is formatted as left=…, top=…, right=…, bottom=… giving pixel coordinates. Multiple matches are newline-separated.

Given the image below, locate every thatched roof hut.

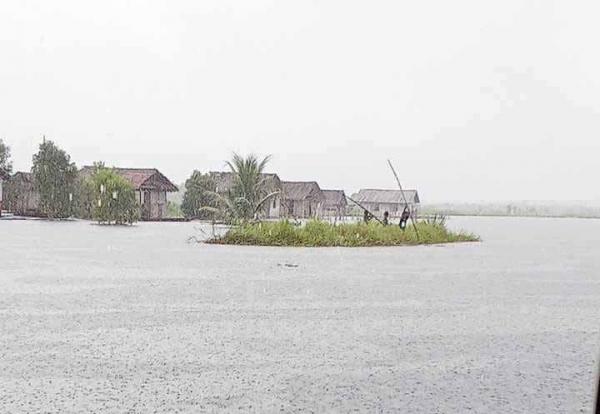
left=322, top=189, right=347, bottom=218
left=281, top=181, right=324, bottom=218
left=80, top=167, right=178, bottom=192
left=353, top=188, right=420, bottom=218
left=354, top=189, right=419, bottom=205
left=209, top=171, right=281, bottom=194
left=11, top=171, right=34, bottom=184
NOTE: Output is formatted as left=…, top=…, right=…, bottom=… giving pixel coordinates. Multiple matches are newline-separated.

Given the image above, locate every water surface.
left=1, top=217, right=599, bottom=412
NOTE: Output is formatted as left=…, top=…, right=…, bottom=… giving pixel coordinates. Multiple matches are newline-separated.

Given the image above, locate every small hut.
left=5, top=172, right=41, bottom=216
left=80, top=167, right=178, bottom=220
left=209, top=171, right=282, bottom=219
left=0, top=171, right=8, bottom=216
left=322, top=190, right=347, bottom=219
left=353, top=188, right=420, bottom=218
left=281, top=181, right=324, bottom=219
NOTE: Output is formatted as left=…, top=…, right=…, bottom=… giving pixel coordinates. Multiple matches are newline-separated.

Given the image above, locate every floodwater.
left=0, top=217, right=599, bottom=413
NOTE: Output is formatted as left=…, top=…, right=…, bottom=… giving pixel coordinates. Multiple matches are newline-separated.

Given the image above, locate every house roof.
left=354, top=189, right=420, bottom=204
left=80, top=166, right=178, bottom=192
left=322, top=189, right=347, bottom=206
left=282, top=181, right=323, bottom=201
left=209, top=171, right=281, bottom=193
left=12, top=171, right=33, bottom=183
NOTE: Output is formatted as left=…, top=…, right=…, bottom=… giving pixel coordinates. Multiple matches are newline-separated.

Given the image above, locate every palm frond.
left=257, top=154, right=272, bottom=173
left=254, top=190, right=280, bottom=214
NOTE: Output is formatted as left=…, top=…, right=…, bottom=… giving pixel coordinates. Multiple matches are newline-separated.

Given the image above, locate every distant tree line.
left=421, top=202, right=600, bottom=219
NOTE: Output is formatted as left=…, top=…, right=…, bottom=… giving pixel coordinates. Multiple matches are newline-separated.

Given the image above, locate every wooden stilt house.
left=322, top=190, right=347, bottom=219
left=281, top=181, right=325, bottom=219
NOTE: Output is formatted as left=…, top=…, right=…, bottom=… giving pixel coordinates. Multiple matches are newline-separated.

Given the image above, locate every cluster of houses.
left=1, top=167, right=178, bottom=220
left=208, top=171, right=420, bottom=221
left=0, top=166, right=420, bottom=221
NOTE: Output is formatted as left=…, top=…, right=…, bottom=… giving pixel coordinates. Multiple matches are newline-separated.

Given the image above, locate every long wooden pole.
left=387, top=160, right=420, bottom=240
left=346, top=195, right=385, bottom=225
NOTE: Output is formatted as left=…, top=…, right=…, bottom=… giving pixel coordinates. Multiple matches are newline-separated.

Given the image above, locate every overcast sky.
left=1, top=1, right=599, bottom=202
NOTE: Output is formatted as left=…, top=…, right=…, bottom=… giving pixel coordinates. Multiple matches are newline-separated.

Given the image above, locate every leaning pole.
left=387, top=159, right=420, bottom=240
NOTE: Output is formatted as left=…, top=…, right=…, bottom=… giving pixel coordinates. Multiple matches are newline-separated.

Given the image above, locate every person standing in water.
left=399, top=206, right=410, bottom=230
left=383, top=211, right=389, bottom=226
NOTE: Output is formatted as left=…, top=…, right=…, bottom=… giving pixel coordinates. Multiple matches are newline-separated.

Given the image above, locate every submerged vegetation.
left=208, top=220, right=479, bottom=247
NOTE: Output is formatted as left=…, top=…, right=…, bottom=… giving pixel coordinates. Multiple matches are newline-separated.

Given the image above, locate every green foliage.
left=0, top=138, right=12, bottom=177
left=88, top=167, right=140, bottom=225
left=73, top=162, right=105, bottom=219
left=31, top=140, right=77, bottom=219
left=212, top=153, right=279, bottom=222
left=167, top=201, right=184, bottom=218
left=76, top=176, right=96, bottom=219
left=181, top=170, right=216, bottom=219
left=209, top=220, right=479, bottom=247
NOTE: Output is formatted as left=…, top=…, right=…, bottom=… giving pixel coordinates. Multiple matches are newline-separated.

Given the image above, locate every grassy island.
left=208, top=220, right=479, bottom=247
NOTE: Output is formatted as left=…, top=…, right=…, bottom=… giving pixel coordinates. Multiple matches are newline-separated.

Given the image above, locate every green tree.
left=75, top=162, right=105, bottom=219
left=31, top=139, right=77, bottom=218
left=0, top=138, right=12, bottom=177
left=181, top=170, right=216, bottom=219
left=89, top=167, right=140, bottom=225
left=213, top=153, right=279, bottom=222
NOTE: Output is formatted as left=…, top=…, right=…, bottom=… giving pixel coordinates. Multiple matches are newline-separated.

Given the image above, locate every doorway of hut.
left=142, top=190, right=151, bottom=220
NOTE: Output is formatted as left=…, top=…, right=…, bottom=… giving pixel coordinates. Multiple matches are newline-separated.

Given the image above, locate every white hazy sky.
left=1, top=0, right=599, bottom=202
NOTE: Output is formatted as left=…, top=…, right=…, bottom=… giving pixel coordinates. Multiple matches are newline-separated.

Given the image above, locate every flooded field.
left=1, top=217, right=599, bottom=413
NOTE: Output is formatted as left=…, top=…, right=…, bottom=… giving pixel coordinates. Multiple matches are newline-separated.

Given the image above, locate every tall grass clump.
left=208, top=220, right=479, bottom=247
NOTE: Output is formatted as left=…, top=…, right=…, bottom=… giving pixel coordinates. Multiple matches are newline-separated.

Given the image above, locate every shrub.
left=88, top=168, right=140, bottom=225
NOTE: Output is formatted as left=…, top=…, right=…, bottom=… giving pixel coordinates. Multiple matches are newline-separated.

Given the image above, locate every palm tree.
left=210, top=153, right=280, bottom=222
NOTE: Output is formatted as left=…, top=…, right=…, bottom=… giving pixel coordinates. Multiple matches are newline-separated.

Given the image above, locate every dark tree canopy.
left=31, top=140, right=77, bottom=218
left=181, top=170, right=216, bottom=219
left=0, top=138, right=12, bottom=177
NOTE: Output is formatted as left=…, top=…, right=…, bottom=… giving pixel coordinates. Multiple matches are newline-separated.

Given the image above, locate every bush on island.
left=208, top=220, right=479, bottom=247
left=86, top=167, right=140, bottom=225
